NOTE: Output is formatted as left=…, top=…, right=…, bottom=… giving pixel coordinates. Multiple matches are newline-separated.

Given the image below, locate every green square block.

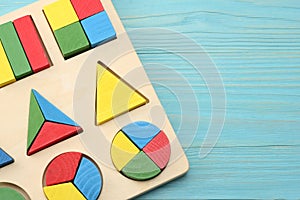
left=0, top=22, right=32, bottom=79
left=54, top=22, right=90, bottom=59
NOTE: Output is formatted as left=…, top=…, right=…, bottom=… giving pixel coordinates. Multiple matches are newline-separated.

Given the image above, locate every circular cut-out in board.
left=0, top=182, right=31, bottom=200
left=111, top=121, right=171, bottom=181
left=42, top=152, right=103, bottom=200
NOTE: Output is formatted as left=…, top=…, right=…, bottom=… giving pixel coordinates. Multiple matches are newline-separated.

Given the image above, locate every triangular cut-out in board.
left=0, top=148, right=14, bottom=168
left=96, top=61, right=149, bottom=125
left=32, top=89, right=79, bottom=126
left=27, top=122, right=82, bottom=156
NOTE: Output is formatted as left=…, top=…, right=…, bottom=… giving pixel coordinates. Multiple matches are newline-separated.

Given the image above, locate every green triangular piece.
left=121, top=151, right=161, bottom=181
left=27, top=91, right=45, bottom=149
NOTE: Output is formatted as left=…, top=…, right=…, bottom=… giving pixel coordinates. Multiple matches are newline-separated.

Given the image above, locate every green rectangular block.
left=54, top=22, right=90, bottom=59
left=0, top=22, right=32, bottom=79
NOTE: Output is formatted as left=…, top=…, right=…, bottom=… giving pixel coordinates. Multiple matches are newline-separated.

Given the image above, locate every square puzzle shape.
left=71, top=0, right=104, bottom=20
left=81, top=11, right=116, bottom=48
left=44, top=0, right=79, bottom=31
left=54, top=22, right=90, bottom=59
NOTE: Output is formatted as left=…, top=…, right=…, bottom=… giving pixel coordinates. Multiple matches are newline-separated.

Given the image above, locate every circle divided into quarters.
left=111, top=121, right=171, bottom=181
left=43, top=152, right=102, bottom=200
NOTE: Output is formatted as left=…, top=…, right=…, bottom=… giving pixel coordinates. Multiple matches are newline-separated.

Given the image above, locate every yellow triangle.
left=43, top=183, right=86, bottom=200
left=96, top=62, right=148, bottom=125
left=111, top=131, right=140, bottom=171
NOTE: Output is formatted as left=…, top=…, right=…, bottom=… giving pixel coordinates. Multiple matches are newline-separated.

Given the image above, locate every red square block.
left=71, top=0, right=104, bottom=20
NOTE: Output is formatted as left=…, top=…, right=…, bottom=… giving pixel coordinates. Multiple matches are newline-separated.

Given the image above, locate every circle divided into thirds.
left=43, top=152, right=102, bottom=200
left=111, top=121, right=171, bottom=181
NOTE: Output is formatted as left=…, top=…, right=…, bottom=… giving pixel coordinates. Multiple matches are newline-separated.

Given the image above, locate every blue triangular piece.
left=32, top=89, right=79, bottom=127
left=0, top=148, right=14, bottom=168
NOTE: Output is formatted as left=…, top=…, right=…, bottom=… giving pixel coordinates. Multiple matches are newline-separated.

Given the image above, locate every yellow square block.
left=0, top=41, right=16, bottom=88
left=44, top=0, right=79, bottom=31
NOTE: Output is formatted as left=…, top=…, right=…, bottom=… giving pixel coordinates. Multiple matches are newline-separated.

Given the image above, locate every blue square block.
left=81, top=11, right=116, bottom=48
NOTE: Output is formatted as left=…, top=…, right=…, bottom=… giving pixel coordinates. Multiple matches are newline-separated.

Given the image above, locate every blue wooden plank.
left=74, top=157, right=102, bottom=200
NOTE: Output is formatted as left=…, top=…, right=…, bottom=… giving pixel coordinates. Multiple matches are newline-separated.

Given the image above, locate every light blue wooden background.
left=1, top=0, right=300, bottom=199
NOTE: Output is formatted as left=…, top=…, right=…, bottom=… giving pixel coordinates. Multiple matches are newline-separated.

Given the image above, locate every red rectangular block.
left=14, top=15, right=50, bottom=73
left=71, top=0, right=104, bottom=20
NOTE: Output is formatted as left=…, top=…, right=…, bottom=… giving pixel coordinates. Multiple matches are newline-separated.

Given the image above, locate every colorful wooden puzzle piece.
left=44, top=183, right=86, bottom=200
left=0, top=15, right=50, bottom=87
left=27, top=89, right=82, bottom=156
left=43, top=152, right=103, bottom=199
left=81, top=11, right=116, bottom=48
left=111, top=122, right=171, bottom=181
left=143, top=131, right=171, bottom=169
left=0, top=22, right=32, bottom=80
left=43, top=0, right=79, bottom=31
left=0, top=41, right=16, bottom=88
left=121, top=151, right=161, bottom=181
left=43, top=0, right=116, bottom=59
left=0, top=148, right=14, bottom=168
left=0, top=187, right=25, bottom=200
left=13, top=15, right=50, bottom=73
left=70, top=0, right=104, bottom=20
left=54, top=22, right=90, bottom=59
left=74, top=157, right=102, bottom=200
left=111, top=131, right=140, bottom=171
left=122, top=121, right=161, bottom=149
left=45, top=152, right=82, bottom=186
left=96, top=62, right=149, bottom=125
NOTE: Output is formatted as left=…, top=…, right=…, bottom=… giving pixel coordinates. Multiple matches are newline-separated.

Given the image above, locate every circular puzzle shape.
left=43, top=152, right=102, bottom=200
left=0, top=183, right=30, bottom=200
left=111, top=121, right=171, bottom=181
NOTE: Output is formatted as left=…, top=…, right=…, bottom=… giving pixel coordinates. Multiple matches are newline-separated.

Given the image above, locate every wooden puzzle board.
left=0, top=0, right=189, bottom=199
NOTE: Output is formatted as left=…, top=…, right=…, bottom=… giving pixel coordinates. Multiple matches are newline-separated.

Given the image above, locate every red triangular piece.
left=45, top=152, right=82, bottom=186
left=27, top=122, right=82, bottom=156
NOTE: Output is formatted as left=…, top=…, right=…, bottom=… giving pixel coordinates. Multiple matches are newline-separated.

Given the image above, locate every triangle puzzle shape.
left=0, top=148, right=14, bottom=168
left=27, top=91, right=45, bottom=149
left=32, top=89, right=79, bottom=126
left=96, top=62, right=149, bottom=125
left=27, top=90, right=82, bottom=156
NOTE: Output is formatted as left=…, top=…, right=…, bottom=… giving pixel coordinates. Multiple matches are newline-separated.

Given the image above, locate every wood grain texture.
left=1, top=0, right=300, bottom=199
left=73, top=157, right=102, bottom=200
left=45, top=152, right=82, bottom=186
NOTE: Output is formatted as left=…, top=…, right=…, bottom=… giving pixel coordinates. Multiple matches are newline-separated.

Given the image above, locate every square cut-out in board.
left=71, top=0, right=104, bottom=20
left=54, top=22, right=90, bottom=59
left=81, top=11, right=116, bottom=48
